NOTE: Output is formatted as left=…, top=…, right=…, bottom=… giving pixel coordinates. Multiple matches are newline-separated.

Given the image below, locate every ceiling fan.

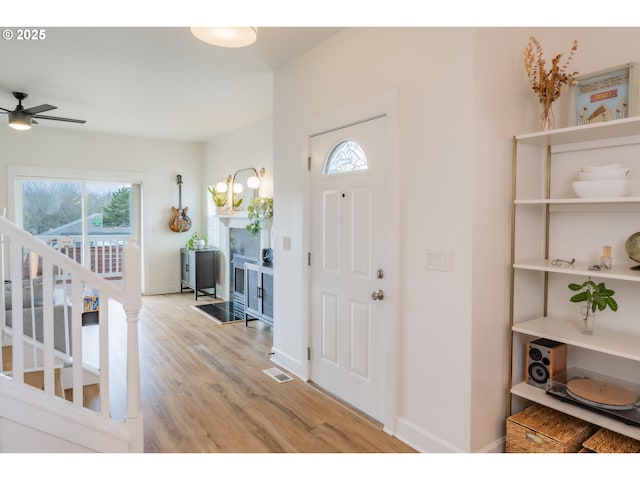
left=0, top=92, right=86, bottom=130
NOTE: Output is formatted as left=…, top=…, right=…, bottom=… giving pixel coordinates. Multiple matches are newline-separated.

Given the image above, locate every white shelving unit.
left=508, top=117, right=640, bottom=441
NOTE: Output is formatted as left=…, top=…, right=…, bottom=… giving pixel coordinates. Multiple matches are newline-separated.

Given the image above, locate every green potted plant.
left=568, top=277, right=617, bottom=334
left=186, top=232, right=207, bottom=250
left=233, top=193, right=243, bottom=210
left=246, top=197, right=273, bottom=239
left=207, top=183, right=227, bottom=214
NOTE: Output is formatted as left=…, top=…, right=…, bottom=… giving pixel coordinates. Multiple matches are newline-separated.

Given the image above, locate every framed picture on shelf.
left=568, top=62, right=639, bottom=126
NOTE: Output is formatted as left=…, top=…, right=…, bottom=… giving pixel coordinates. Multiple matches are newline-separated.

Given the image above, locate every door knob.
left=371, top=289, right=384, bottom=301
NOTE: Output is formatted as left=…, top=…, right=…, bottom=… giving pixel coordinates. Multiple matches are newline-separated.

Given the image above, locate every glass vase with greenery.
left=246, top=197, right=273, bottom=238
left=568, top=278, right=617, bottom=333
left=207, top=184, right=227, bottom=208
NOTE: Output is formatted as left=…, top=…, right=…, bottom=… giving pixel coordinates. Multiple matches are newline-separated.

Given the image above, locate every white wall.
left=272, top=26, right=640, bottom=453
left=203, top=116, right=274, bottom=299
left=204, top=116, right=274, bottom=199
left=0, top=125, right=203, bottom=295
left=273, top=27, right=478, bottom=452
left=470, top=27, right=530, bottom=453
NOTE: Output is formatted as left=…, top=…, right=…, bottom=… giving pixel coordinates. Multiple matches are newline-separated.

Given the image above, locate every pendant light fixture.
left=190, top=27, right=258, bottom=48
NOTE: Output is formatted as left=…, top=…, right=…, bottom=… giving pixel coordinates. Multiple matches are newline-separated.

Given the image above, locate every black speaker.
left=526, top=338, right=567, bottom=388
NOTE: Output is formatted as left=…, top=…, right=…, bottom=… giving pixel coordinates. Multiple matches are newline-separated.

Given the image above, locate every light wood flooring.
left=115, top=293, right=415, bottom=453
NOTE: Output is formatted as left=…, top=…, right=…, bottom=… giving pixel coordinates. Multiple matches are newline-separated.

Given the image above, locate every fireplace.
left=231, top=254, right=258, bottom=319
left=215, top=214, right=264, bottom=303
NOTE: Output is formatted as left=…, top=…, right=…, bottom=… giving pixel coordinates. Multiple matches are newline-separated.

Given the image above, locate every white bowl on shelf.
left=578, top=167, right=630, bottom=180
left=572, top=179, right=631, bottom=198
left=580, top=163, right=625, bottom=172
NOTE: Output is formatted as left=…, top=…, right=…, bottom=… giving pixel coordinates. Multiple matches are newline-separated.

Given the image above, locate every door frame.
left=8, top=164, right=146, bottom=291
left=303, top=89, right=400, bottom=433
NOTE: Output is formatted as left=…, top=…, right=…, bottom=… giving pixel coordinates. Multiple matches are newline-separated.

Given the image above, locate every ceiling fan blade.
left=23, top=104, right=57, bottom=115
left=0, top=107, right=10, bottom=113
left=32, top=114, right=86, bottom=124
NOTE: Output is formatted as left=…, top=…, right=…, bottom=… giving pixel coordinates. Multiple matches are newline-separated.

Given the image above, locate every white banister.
left=0, top=208, right=5, bottom=374
left=42, top=260, right=55, bottom=396
left=123, top=237, right=142, bottom=452
left=71, top=279, right=83, bottom=408
left=98, top=298, right=111, bottom=419
left=9, top=241, right=24, bottom=385
left=0, top=216, right=143, bottom=452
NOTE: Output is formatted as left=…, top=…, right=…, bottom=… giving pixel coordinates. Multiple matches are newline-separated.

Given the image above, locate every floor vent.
left=262, top=367, right=293, bottom=383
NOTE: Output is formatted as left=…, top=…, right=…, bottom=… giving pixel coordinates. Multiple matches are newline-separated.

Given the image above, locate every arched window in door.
left=324, top=140, right=368, bottom=175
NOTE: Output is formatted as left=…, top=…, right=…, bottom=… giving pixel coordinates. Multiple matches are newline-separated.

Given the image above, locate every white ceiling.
left=0, top=27, right=343, bottom=142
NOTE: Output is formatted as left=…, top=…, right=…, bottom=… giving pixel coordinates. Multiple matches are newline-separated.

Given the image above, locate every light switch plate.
left=425, top=248, right=451, bottom=271
left=282, top=235, right=292, bottom=251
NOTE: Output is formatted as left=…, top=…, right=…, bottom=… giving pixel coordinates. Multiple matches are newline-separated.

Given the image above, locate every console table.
left=180, top=247, right=217, bottom=300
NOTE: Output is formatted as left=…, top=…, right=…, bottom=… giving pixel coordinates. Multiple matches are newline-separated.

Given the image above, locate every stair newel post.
left=123, top=237, right=143, bottom=452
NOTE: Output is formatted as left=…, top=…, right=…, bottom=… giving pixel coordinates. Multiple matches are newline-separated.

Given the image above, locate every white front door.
left=309, top=115, right=391, bottom=422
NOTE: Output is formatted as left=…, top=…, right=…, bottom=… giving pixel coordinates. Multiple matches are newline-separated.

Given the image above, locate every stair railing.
left=0, top=208, right=5, bottom=374
left=0, top=215, right=143, bottom=451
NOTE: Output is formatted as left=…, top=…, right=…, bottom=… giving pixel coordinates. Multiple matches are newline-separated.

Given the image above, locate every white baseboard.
left=395, top=416, right=464, bottom=453
left=269, top=347, right=306, bottom=381
left=394, top=416, right=505, bottom=453
left=142, top=286, right=180, bottom=296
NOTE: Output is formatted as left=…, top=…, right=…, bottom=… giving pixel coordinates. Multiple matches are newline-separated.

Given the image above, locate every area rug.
left=192, top=302, right=244, bottom=325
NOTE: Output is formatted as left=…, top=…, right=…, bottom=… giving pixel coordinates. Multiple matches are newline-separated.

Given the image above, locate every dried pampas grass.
left=524, top=36, right=579, bottom=130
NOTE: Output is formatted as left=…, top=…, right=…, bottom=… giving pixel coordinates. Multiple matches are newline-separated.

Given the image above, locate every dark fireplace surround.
left=229, top=227, right=259, bottom=319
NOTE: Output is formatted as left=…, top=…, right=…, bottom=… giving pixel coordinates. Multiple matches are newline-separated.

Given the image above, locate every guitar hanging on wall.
left=169, top=174, right=192, bottom=233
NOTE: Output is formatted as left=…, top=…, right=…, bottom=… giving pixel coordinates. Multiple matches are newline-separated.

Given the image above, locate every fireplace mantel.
left=218, top=212, right=248, bottom=226
left=215, top=212, right=265, bottom=301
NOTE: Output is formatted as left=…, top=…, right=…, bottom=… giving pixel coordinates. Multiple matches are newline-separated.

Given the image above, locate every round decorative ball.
left=625, top=232, right=640, bottom=263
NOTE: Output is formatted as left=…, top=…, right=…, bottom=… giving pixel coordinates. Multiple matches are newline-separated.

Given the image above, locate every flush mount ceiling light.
left=190, top=27, right=258, bottom=48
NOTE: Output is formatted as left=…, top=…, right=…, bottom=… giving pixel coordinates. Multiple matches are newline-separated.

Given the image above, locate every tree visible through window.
left=102, top=186, right=131, bottom=227
left=20, top=179, right=134, bottom=278
left=21, top=181, right=132, bottom=235
left=22, top=181, right=82, bottom=236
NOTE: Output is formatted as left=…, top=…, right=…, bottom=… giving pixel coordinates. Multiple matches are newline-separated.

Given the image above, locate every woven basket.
left=506, top=404, right=597, bottom=453
left=582, top=428, right=640, bottom=453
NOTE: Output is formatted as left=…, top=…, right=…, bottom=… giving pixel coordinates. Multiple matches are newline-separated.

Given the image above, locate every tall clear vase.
left=580, top=305, right=595, bottom=335
left=260, top=218, right=273, bottom=265
left=540, top=101, right=556, bottom=131
left=260, top=218, right=272, bottom=249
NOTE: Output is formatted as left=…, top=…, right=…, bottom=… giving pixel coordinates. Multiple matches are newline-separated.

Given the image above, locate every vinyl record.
left=567, top=378, right=638, bottom=410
